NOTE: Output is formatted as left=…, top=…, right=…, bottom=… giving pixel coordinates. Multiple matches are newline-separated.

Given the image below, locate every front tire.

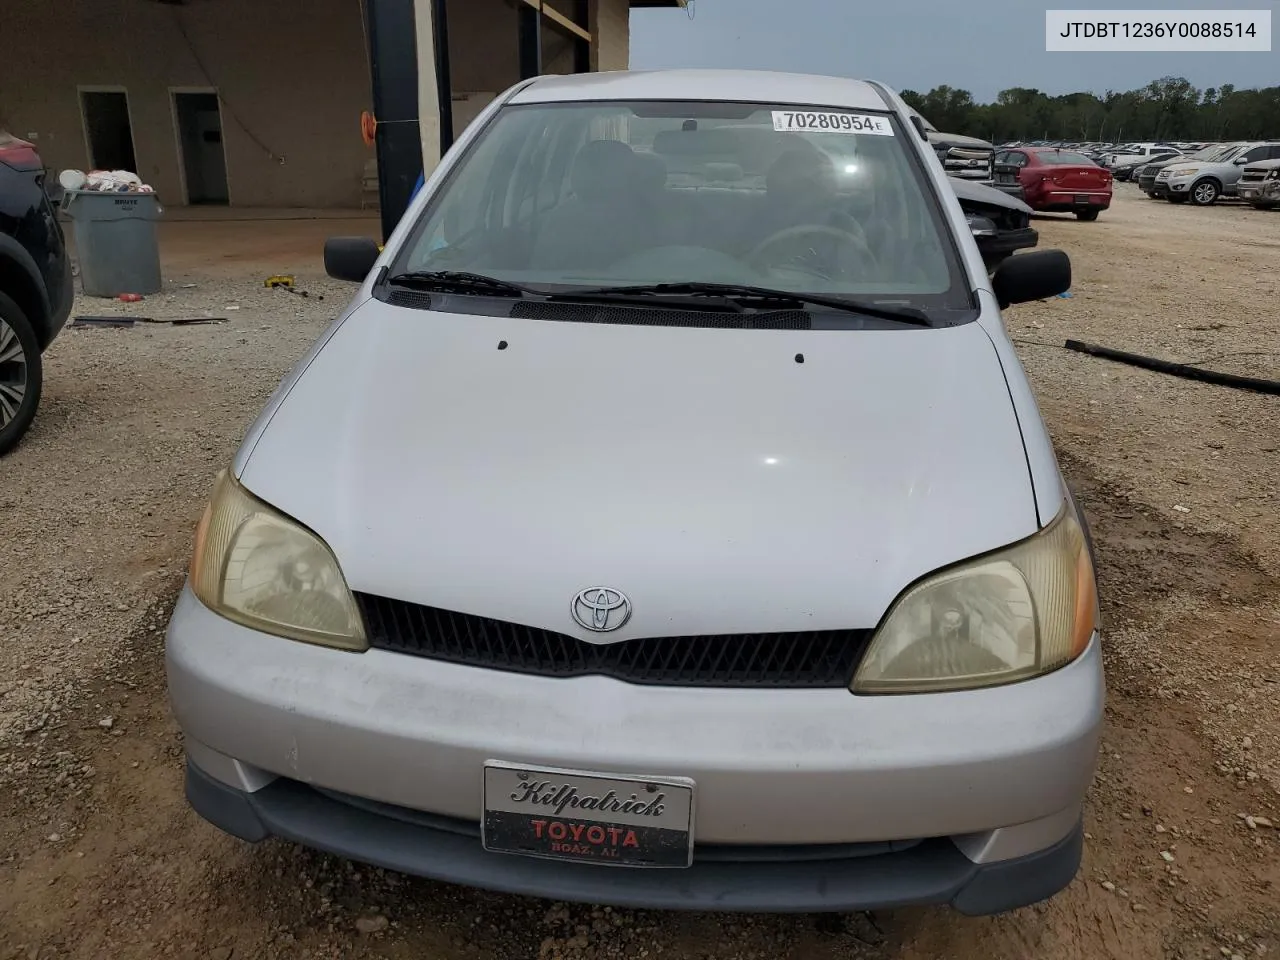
left=1190, top=179, right=1221, bottom=206
left=0, top=291, right=43, bottom=456
left=1076, top=209, right=1100, bottom=221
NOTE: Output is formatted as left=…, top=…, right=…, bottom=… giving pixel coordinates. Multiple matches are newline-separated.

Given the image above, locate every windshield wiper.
left=384, top=270, right=537, bottom=298
left=559, top=282, right=933, bottom=326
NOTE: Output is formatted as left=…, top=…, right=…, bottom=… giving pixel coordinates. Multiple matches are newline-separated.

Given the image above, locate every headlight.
left=852, top=505, right=1097, bottom=694
left=1267, top=169, right=1280, bottom=181
left=1167, top=167, right=1198, bottom=177
left=189, top=471, right=367, bottom=650
left=965, top=213, right=997, bottom=238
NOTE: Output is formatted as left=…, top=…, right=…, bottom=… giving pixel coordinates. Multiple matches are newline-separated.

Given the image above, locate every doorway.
left=172, top=91, right=229, bottom=205
left=79, top=88, right=138, bottom=172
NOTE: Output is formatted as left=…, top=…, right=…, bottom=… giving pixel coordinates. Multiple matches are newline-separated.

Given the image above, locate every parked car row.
left=1137, top=141, right=1280, bottom=206
left=1110, top=149, right=1183, bottom=182
left=1000, top=140, right=1210, bottom=170
left=995, top=137, right=1280, bottom=211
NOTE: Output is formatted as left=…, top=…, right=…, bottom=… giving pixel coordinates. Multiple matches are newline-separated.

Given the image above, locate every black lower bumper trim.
left=978, top=227, right=1039, bottom=260
left=186, top=761, right=1082, bottom=915
left=991, top=183, right=1026, bottom=200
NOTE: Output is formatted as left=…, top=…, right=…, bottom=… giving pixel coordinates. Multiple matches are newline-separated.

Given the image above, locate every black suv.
left=0, top=133, right=72, bottom=454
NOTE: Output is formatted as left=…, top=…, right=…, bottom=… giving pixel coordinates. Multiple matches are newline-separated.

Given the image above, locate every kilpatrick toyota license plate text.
left=482, top=763, right=695, bottom=868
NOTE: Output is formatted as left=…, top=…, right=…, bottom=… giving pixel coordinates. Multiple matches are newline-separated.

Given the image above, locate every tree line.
left=899, top=77, right=1280, bottom=143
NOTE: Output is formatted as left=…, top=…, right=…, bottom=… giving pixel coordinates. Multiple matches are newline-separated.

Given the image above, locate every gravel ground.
left=1, top=189, right=1278, bottom=960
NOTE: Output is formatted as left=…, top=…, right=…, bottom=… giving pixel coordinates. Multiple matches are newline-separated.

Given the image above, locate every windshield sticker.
left=771, top=111, right=894, bottom=136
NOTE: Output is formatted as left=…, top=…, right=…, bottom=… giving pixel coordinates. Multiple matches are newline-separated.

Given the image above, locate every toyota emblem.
left=571, top=587, right=632, bottom=632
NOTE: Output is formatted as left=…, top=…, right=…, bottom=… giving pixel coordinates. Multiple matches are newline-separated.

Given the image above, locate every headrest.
left=632, top=151, right=669, bottom=191
left=572, top=139, right=636, bottom=202
left=701, top=162, right=743, bottom=183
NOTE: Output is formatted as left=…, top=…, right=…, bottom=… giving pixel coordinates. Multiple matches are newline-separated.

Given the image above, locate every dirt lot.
left=1, top=189, right=1278, bottom=960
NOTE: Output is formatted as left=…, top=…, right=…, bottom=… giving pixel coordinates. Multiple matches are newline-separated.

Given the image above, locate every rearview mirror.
left=324, top=236, right=381, bottom=283
left=991, top=249, right=1071, bottom=308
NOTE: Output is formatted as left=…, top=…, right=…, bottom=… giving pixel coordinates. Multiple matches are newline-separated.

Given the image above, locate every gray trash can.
left=62, top=190, right=163, bottom=297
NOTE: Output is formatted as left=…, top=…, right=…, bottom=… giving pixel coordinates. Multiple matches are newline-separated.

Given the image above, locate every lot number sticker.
left=772, top=111, right=894, bottom=136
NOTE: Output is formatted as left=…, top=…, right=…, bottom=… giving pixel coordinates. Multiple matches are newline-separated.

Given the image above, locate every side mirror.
left=992, top=249, right=1071, bottom=308
left=910, top=115, right=929, bottom=142
left=1232, top=156, right=1248, bottom=165
left=324, top=236, right=381, bottom=283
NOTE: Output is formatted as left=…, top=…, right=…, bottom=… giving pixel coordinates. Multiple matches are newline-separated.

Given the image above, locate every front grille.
left=1239, top=168, right=1268, bottom=182
left=356, top=594, right=872, bottom=688
left=944, top=147, right=994, bottom=179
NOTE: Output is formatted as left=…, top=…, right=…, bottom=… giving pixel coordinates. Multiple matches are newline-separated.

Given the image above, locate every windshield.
left=1038, top=151, right=1094, bottom=165
left=1206, top=145, right=1243, bottom=162
left=394, top=100, right=969, bottom=311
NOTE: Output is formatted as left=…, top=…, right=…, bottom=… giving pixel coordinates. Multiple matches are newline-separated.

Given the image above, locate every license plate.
left=482, top=762, right=696, bottom=868
left=1074, top=194, right=1091, bottom=204
left=997, top=173, right=1016, bottom=183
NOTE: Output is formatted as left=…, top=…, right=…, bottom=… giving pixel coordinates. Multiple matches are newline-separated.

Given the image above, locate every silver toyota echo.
left=166, top=68, right=1103, bottom=916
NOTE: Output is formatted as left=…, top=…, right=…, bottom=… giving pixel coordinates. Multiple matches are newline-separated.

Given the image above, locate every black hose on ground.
left=1063, top=340, right=1280, bottom=397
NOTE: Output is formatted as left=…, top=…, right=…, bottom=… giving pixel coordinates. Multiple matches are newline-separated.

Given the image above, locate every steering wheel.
left=746, top=224, right=877, bottom=280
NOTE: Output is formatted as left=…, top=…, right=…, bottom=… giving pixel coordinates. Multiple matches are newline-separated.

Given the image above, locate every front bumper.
left=185, top=759, right=1084, bottom=915
left=1237, top=182, right=1280, bottom=203
left=166, top=585, right=1103, bottom=911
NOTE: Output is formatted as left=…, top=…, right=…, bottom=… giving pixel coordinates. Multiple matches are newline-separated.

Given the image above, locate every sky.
left=630, top=0, right=1278, bottom=102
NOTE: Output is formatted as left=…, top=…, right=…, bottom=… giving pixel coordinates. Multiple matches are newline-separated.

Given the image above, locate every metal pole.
left=519, top=4, right=543, bottom=79
left=364, top=0, right=424, bottom=240
left=433, top=0, right=454, bottom=157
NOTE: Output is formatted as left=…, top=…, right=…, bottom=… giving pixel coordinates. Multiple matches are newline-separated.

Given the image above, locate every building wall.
left=445, top=0, right=522, bottom=96
left=0, top=0, right=637, bottom=208
left=592, top=0, right=631, bottom=71
left=0, top=0, right=371, bottom=208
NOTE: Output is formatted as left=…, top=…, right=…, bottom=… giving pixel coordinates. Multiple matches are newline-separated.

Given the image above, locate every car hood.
left=948, top=176, right=1033, bottom=215
left=928, top=131, right=994, bottom=151
left=1167, top=161, right=1236, bottom=176
left=238, top=302, right=1039, bottom=637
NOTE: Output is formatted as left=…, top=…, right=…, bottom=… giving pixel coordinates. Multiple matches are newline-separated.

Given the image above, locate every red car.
left=993, top=148, right=1113, bottom=221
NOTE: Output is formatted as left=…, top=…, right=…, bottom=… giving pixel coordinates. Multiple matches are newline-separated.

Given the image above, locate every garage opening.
left=79, top=89, right=137, bottom=172
left=173, top=91, right=229, bottom=205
